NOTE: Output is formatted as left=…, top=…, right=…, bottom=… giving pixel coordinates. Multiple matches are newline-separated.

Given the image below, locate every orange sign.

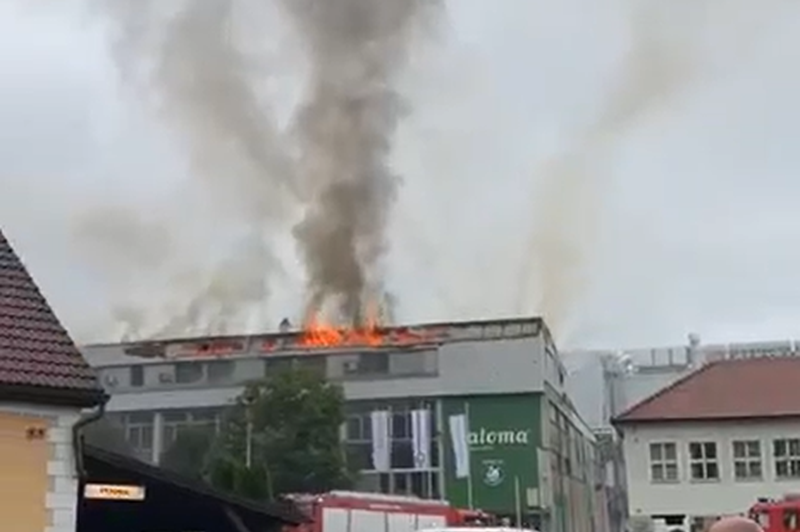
left=84, top=483, right=145, bottom=501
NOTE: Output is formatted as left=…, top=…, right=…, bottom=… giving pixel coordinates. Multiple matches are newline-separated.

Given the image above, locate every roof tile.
left=614, top=357, right=800, bottom=423
left=0, top=229, right=104, bottom=405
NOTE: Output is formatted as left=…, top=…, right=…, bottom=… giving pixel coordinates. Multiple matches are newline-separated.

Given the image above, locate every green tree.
left=160, top=367, right=354, bottom=500
left=209, top=367, right=354, bottom=499
left=160, top=426, right=216, bottom=479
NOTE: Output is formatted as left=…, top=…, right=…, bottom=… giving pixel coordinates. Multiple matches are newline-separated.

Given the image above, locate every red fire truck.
left=748, top=494, right=800, bottom=532
left=285, top=491, right=496, bottom=532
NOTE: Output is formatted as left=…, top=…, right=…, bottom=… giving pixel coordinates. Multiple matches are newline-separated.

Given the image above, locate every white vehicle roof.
left=417, top=528, right=538, bottom=532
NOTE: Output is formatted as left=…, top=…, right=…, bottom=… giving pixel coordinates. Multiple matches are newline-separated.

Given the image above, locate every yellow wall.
left=0, top=411, right=49, bottom=532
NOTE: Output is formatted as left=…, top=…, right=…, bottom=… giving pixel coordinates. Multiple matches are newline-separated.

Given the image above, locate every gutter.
left=71, top=397, right=108, bottom=478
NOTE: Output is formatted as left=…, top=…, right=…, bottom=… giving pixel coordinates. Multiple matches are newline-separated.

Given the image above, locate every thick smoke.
left=76, top=0, right=297, bottom=339
left=517, top=4, right=696, bottom=340
left=78, top=0, right=436, bottom=338
left=280, top=0, right=439, bottom=326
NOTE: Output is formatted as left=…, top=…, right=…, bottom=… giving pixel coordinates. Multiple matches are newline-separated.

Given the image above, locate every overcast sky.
left=1, top=0, right=800, bottom=351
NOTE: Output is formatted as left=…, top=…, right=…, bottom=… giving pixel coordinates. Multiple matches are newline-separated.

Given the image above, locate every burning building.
left=81, top=316, right=603, bottom=532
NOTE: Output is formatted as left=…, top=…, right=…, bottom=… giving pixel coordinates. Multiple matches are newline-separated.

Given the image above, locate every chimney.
left=279, top=318, right=291, bottom=333
left=687, top=332, right=701, bottom=367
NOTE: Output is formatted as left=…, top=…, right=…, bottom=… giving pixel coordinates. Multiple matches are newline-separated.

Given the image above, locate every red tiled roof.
left=0, top=230, right=105, bottom=407
left=613, top=357, right=800, bottom=423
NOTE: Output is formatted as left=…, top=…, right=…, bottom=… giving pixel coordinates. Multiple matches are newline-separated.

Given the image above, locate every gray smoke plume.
left=78, top=0, right=297, bottom=338
left=516, top=1, right=780, bottom=342
left=279, top=0, right=440, bottom=326
left=517, top=4, right=697, bottom=340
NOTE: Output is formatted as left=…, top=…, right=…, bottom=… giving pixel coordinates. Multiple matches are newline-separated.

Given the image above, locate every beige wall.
left=0, top=405, right=81, bottom=532
left=0, top=411, right=49, bottom=532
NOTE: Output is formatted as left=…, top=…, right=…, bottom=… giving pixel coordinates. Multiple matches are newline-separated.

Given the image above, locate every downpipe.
left=72, top=399, right=108, bottom=478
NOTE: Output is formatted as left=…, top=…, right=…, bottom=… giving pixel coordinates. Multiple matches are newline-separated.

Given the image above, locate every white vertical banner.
left=411, top=409, right=432, bottom=470
left=449, top=413, right=470, bottom=479
left=370, top=410, right=391, bottom=472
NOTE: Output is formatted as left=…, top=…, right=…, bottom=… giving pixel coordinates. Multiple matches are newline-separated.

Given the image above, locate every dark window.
left=410, top=472, right=425, bottom=497
left=346, top=416, right=363, bottom=441
left=130, top=366, right=144, bottom=387
left=296, top=355, right=326, bottom=376
left=175, top=362, right=203, bottom=384
left=391, top=440, right=415, bottom=469
left=163, top=411, right=189, bottom=423
left=395, top=473, right=408, bottom=493
left=774, top=438, right=800, bottom=479
left=346, top=442, right=372, bottom=470
left=356, top=353, right=389, bottom=374
left=784, top=509, right=800, bottom=531
left=264, top=357, right=294, bottom=375
left=207, top=360, right=234, bottom=383
left=391, top=411, right=410, bottom=439
left=379, top=473, right=390, bottom=493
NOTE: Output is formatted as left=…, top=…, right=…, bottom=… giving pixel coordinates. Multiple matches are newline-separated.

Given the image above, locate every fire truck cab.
left=748, top=494, right=800, bottom=532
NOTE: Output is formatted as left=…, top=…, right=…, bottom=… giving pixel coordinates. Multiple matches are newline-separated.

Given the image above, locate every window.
left=354, top=353, right=389, bottom=375
left=345, top=414, right=371, bottom=442
left=130, top=366, right=144, bottom=387
left=689, top=441, right=719, bottom=481
left=649, top=442, right=678, bottom=482
left=207, top=360, right=234, bottom=383
left=391, top=411, right=410, bottom=439
left=733, top=440, right=762, bottom=480
left=174, top=362, right=203, bottom=384
left=784, top=509, right=800, bottom=531
left=295, top=355, right=326, bottom=376
left=264, top=357, right=293, bottom=375
left=774, top=438, right=800, bottom=479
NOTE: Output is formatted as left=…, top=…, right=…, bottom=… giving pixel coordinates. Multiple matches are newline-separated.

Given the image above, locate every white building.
left=613, top=355, right=800, bottom=532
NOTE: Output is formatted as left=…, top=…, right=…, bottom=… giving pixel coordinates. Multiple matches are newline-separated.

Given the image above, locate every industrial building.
left=81, top=316, right=605, bottom=532
left=613, top=355, right=800, bottom=532
left=565, top=335, right=800, bottom=532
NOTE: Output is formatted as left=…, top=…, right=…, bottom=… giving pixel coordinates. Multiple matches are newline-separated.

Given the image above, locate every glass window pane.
left=346, top=416, right=361, bottom=441
left=748, top=441, right=761, bottom=457
left=665, top=443, right=677, bottom=460
left=704, top=442, right=717, bottom=459
left=689, top=442, right=703, bottom=460
left=734, top=461, right=747, bottom=479
left=775, top=439, right=787, bottom=457
left=706, top=462, right=719, bottom=479
left=651, top=464, right=664, bottom=481
left=649, top=443, right=662, bottom=461
left=665, top=463, right=678, bottom=480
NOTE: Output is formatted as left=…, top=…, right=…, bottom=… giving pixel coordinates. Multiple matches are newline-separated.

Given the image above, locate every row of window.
left=122, top=351, right=429, bottom=388
left=648, top=438, right=800, bottom=483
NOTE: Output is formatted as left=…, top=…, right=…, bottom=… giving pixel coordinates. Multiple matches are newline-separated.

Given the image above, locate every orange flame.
left=299, top=318, right=383, bottom=348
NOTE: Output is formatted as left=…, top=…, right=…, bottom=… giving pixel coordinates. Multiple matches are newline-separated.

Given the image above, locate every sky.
left=1, top=0, right=800, bottom=351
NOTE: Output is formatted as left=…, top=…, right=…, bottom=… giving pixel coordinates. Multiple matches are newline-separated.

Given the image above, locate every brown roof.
left=613, top=357, right=800, bottom=424
left=0, top=230, right=105, bottom=407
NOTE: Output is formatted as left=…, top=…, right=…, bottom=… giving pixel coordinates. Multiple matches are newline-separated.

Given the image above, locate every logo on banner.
left=482, top=460, right=505, bottom=487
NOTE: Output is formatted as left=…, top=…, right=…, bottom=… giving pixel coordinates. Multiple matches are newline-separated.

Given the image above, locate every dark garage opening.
left=77, top=445, right=306, bottom=532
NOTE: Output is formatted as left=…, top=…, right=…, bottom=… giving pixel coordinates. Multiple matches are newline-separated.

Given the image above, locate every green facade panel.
left=441, top=393, right=542, bottom=514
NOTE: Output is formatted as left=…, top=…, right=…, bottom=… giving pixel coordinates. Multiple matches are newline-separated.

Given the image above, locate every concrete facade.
left=81, top=317, right=605, bottom=532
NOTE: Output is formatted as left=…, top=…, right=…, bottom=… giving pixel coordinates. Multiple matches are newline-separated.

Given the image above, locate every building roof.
left=83, top=444, right=307, bottom=525
left=0, top=229, right=105, bottom=407
left=613, top=357, right=800, bottom=424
